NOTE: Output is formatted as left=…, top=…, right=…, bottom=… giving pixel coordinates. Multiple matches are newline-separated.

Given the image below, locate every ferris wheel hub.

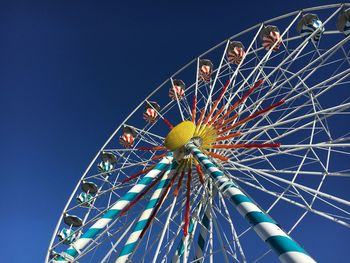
left=164, top=121, right=196, bottom=151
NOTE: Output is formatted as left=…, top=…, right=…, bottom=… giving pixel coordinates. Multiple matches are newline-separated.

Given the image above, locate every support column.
left=186, top=142, right=315, bottom=263
left=55, top=155, right=173, bottom=262
left=116, top=161, right=178, bottom=263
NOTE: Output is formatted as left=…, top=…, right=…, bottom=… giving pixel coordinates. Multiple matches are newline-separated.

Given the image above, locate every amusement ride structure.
left=47, top=4, right=350, bottom=262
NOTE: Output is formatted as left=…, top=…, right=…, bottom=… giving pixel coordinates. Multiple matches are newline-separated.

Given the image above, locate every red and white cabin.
left=169, top=79, right=185, bottom=100
left=119, top=133, right=134, bottom=148
left=143, top=101, right=160, bottom=123
left=260, top=25, right=282, bottom=51
left=227, top=41, right=245, bottom=65
left=199, top=59, right=213, bottom=82
left=119, top=126, right=137, bottom=148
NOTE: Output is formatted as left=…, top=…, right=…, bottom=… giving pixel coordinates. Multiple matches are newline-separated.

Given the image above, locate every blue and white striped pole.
left=171, top=202, right=204, bottom=263
left=186, top=142, right=316, bottom=263
left=55, top=155, right=173, bottom=262
left=115, top=161, right=178, bottom=263
left=172, top=221, right=194, bottom=263
left=194, top=200, right=211, bottom=262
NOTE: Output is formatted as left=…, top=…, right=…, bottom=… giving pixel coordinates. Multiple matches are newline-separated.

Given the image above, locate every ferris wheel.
left=47, top=4, right=350, bottom=263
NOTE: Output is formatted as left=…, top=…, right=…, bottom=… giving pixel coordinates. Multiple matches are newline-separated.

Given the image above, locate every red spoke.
left=203, top=79, right=231, bottom=125
left=213, top=113, right=239, bottom=130
left=174, top=161, right=187, bottom=196
left=196, top=102, right=207, bottom=126
left=122, top=163, right=158, bottom=183
left=192, top=95, right=197, bottom=123
left=216, top=132, right=241, bottom=142
left=210, top=79, right=264, bottom=126
left=162, top=117, right=174, bottom=130
left=207, top=105, right=226, bottom=126
left=137, top=146, right=167, bottom=151
left=195, top=164, right=205, bottom=184
left=151, top=153, right=168, bottom=161
left=184, top=163, right=192, bottom=236
left=218, top=99, right=284, bottom=135
left=206, top=151, right=229, bottom=161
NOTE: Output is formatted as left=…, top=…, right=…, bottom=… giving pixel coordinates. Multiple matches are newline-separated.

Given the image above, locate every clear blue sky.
left=1, top=0, right=348, bottom=262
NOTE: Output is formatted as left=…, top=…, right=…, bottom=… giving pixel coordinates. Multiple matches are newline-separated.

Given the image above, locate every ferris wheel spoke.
left=100, top=218, right=137, bottom=263
left=224, top=23, right=265, bottom=108
left=151, top=191, right=180, bottom=263
left=254, top=178, right=347, bottom=263
left=253, top=34, right=350, bottom=118
left=234, top=81, right=335, bottom=149
left=234, top=12, right=301, bottom=94
left=231, top=71, right=286, bottom=160
left=210, top=206, right=236, bottom=258
left=83, top=160, right=150, bottom=181
left=229, top=157, right=305, bottom=197
left=100, top=217, right=141, bottom=259
left=170, top=78, right=186, bottom=121
left=199, top=41, right=230, bottom=125
left=56, top=156, right=174, bottom=261
left=138, top=181, right=203, bottom=262
left=226, top=167, right=350, bottom=177
left=227, top=163, right=300, bottom=197
left=281, top=67, right=350, bottom=108
left=340, top=45, right=350, bottom=66
left=227, top=12, right=301, bottom=107
left=142, top=176, right=200, bottom=260
left=187, top=143, right=318, bottom=262
left=211, top=202, right=238, bottom=260
left=116, top=125, right=165, bottom=149
left=110, top=150, right=159, bottom=167
left=158, top=198, right=192, bottom=261
left=183, top=184, right=209, bottom=263
left=303, top=52, right=350, bottom=78
left=240, top=101, right=350, bottom=139
left=232, top=121, right=329, bottom=163
left=311, top=193, right=350, bottom=217
left=270, top=6, right=342, bottom=79
left=177, top=86, right=193, bottom=119
left=231, top=161, right=350, bottom=206
left=217, top=192, right=247, bottom=262
left=262, top=142, right=312, bottom=213
left=279, top=142, right=350, bottom=149
left=228, top=172, right=350, bottom=229
left=133, top=126, right=165, bottom=141
left=170, top=197, right=205, bottom=263
left=233, top=31, right=350, bottom=135
left=75, top=213, right=137, bottom=261
left=211, top=209, right=231, bottom=263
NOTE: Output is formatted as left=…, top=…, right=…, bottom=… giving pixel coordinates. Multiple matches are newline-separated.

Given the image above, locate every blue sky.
left=1, top=0, right=348, bottom=262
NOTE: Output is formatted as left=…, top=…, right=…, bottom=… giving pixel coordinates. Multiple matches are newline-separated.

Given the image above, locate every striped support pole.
left=55, top=155, right=173, bottom=262
left=115, top=161, right=178, bottom=263
left=172, top=222, right=193, bottom=263
left=194, top=201, right=211, bottom=262
left=186, top=142, right=316, bottom=263
left=171, top=202, right=204, bottom=263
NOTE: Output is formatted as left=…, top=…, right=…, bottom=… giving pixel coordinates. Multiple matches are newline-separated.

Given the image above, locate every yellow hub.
left=165, top=121, right=218, bottom=151
left=165, top=121, right=196, bottom=151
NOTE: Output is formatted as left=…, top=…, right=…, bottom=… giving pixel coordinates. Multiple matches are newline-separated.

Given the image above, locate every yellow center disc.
left=165, top=121, right=196, bottom=151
